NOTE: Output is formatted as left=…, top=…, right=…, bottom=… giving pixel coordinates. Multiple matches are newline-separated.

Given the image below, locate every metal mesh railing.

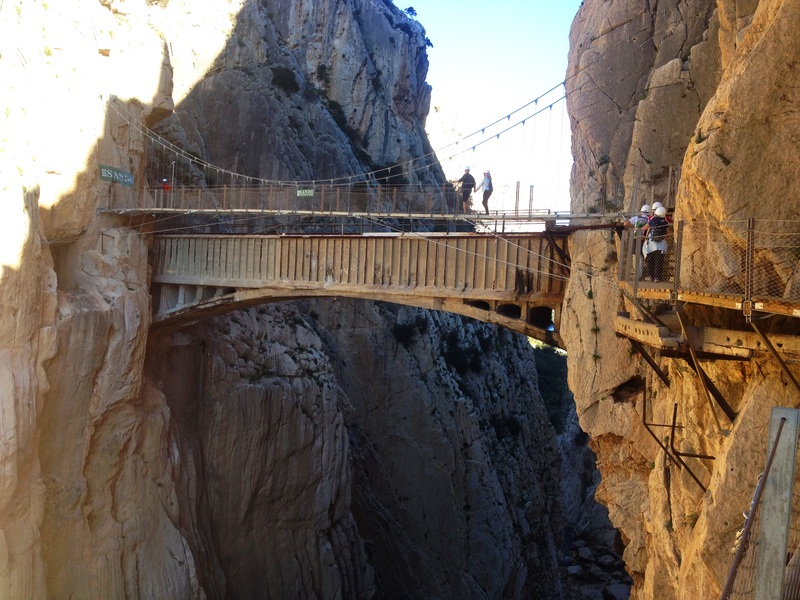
left=752, top=223, right=800, bottom=302
left=618, top=226, right=677, bottom=284
left=102, top=182, right=564, bottom=221
left=680, top=220, right=749, bottom=296
left=620, top=219, right=800, bottom=310
left=681, top=219, right=800, bottom=304
left=722, top=410, right=800, bottom=600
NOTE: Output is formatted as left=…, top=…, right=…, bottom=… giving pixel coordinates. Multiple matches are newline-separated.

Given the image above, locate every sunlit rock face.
left=1, top=0, right=569, bottom=598
left=565, top=0, right=800, bottom=598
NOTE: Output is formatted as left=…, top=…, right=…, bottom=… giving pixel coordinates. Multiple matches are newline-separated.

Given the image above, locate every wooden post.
left=754, top=407, right=800, bottom=600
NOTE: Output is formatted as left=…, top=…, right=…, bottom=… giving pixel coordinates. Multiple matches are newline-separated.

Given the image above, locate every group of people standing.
left=456, top=166, right=493, bottom=214
left=629, top=202, right=671, bottom=282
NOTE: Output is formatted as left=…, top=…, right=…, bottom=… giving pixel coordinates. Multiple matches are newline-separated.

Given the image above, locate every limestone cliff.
left=0, top=0, right=569, bottom=598
left=565, top=0, right=800, bottom=598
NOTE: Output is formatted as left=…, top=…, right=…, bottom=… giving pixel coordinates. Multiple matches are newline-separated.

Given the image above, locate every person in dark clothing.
left=457, top=166, right=476, bottom=213
left=642, top=206, right=670, bottom=281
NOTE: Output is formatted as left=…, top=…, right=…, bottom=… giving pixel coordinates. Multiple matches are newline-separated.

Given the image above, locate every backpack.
left=649, top=217, right=668, bottom=241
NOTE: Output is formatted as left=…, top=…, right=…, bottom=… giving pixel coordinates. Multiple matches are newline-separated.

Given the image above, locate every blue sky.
left=406, top=1, right=582, bottom=127
left=401, top=1, right=583, bottom=210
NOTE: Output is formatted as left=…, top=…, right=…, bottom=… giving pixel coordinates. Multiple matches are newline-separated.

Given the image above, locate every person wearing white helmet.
left=624, top=205, right=652, bottom=278
left=650, top=201, right=673, bottom=223
left=642, top=206, right=670, bottom=281
left=457, top=166, right=476, bottom=213
left=629, top=204, right=650, bottom=229
left=475, top=169, right=493, bottom=215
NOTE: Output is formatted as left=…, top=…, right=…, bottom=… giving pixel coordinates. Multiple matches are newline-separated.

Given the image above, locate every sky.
left=399, top=1, right=583, bottom=212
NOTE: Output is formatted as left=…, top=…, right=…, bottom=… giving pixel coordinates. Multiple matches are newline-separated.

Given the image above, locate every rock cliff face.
left=564, top=0, right=800, bottom=598
left=0, top=1, right=569, bottom=598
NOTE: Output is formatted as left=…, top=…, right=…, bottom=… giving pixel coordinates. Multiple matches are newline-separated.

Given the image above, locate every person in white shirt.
left=475, top=170, right=493, bottom=215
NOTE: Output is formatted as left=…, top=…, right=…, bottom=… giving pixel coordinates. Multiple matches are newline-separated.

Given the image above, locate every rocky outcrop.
left=564, top=0, right=800, bottom=598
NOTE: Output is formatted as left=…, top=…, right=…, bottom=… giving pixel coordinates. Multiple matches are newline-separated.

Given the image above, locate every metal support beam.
left=641, top=385, right=681, bottom=467
left=669, top=403, right=715, bottom=493
left=751, top=321, right=800, bottom=401
left=677, top=307, right=737, bottom=431
left=630, top=340, right=670, bottom=386
left=624, top=291, right=669, bottom=330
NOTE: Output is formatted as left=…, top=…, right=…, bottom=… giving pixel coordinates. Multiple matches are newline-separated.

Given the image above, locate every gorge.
left=2, top=0, right=800, bottom=599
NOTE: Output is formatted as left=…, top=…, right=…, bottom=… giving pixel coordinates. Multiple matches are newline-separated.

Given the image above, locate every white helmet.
left=464, top=166, right=470, bottom=171
left=640, top=204, right=651, bottom=213
left=655, top=206, right=667, bottom=217
left=652, top=201, right=663, bottom=210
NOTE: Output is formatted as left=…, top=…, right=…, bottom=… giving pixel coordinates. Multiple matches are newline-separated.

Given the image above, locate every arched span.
left=150, top=232, right=569, bottom=347
left=151, top=282, right=564, bottom=347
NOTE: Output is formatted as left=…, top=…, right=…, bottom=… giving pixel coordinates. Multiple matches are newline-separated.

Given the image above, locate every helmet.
left=484, top=170, right=490, bottom=175
left=464, top=166, right=470, bottom=171
left=652, top=201, right=663, bottom=209
left=640, top=204, right=651, bottom=213
left=655, top=206, right=667, bottom=217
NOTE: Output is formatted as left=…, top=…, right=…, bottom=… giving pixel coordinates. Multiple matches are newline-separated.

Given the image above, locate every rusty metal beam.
left=677, top=307, right=737, bottom=429
left=751, top=320, right=800, bottom=402
left=641, top=385, right=680, bottom=468
left=630, top=340, right=670, bottom=386
left=622, top=291, right=669, bottom=330
left=669, top=403, right=715, bottom=493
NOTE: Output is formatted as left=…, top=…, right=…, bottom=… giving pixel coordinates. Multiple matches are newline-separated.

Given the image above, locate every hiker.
left=651, top=201, right=673, bottom=223
left=457, top=166, right=476, bottom=213
left=642, top=206, right=670, bottom=282
left=628, top=204, right=651, bottom=238
left=475, top=170, right=493, bottom=215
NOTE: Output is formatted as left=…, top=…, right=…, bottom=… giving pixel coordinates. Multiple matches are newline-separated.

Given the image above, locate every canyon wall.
left=0, top=0, right=571, bottom=597
left=565, top=0, right=800, bottom=598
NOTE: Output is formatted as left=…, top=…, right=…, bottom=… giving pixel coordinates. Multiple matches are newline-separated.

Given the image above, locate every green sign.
left=99, top=165, right=134, bottom=188
left=296, top=189, right=315, bottom=197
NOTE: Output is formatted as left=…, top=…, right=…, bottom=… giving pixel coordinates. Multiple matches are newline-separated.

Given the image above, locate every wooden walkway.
left=150, top=231, right=570, bottom=347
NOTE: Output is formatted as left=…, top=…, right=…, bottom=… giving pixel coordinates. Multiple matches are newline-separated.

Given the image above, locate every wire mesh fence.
left=722, top=409, right=800, bottom=600
left=620, top=219, right=800, bottom=308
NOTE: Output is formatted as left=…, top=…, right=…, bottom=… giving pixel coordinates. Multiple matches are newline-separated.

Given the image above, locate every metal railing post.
left=529, top=185, right=534, bottom=216
left=744, top=217, right=755, bottom=322
left=672, top=221, right=683, bottom=304
left=753, top=409, right=799, bottom=600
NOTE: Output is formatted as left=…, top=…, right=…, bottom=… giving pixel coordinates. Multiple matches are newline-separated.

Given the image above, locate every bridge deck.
left=151, top=232, right=570, bottom=346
